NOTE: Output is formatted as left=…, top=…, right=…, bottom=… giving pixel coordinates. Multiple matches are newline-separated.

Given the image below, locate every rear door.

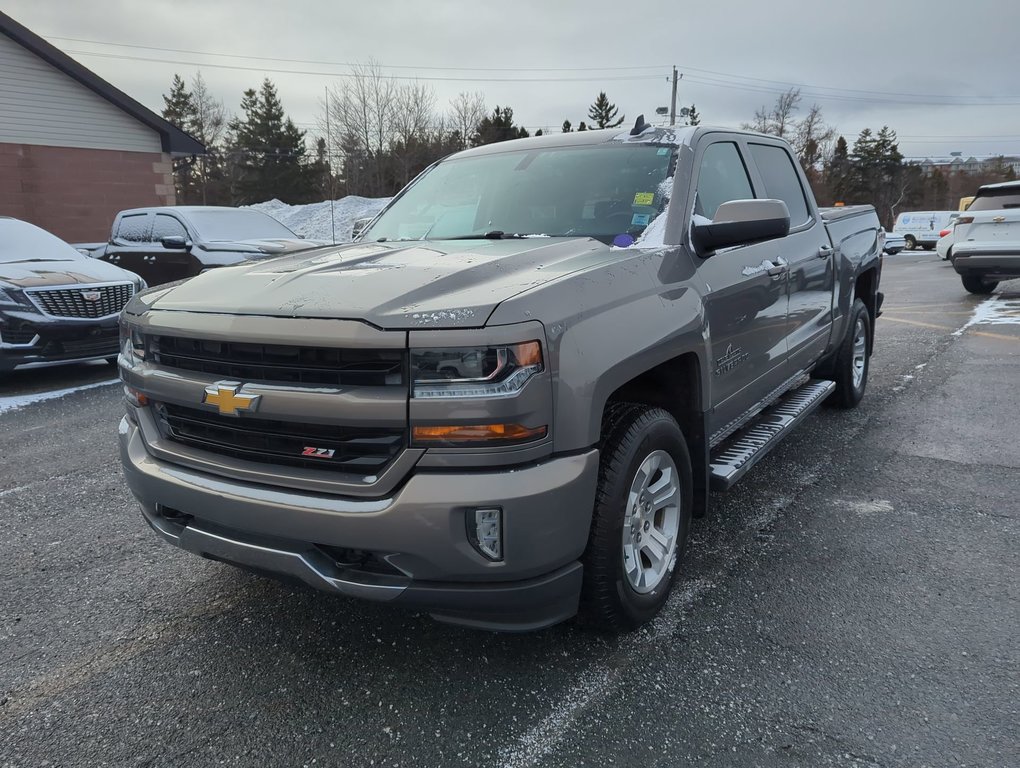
left=746, top=141, right=834, bottom=371
left=693, top=138, right=791, bottom=435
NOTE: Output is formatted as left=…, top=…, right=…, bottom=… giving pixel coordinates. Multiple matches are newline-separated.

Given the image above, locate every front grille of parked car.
left=154, top=402, right=406, bottom=475
left=41, top=332, right=119, bottom=359
left=27, top=283, right=134, bottom=319
left=149, top=335, right=406, bottom=387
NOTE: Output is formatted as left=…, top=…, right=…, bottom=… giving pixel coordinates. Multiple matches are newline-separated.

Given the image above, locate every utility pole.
left=669, top=67, right=680, bottom=126
left=324, top=86, right=336, bottom=245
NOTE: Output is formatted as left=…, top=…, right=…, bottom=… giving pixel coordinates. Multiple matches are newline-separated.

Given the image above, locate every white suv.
left=951, top=181, right=1020, bottom=294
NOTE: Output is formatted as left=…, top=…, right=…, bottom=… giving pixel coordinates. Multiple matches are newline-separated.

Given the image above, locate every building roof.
left=0, top=11, right=205, bottom=155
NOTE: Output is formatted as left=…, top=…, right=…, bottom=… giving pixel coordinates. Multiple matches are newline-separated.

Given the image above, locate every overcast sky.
left=7, top=0, right=1020, bottom=159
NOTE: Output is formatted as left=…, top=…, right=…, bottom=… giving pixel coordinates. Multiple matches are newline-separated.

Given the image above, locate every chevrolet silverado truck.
left=118, top=121, right=883, bottom=632
left=949, top=180, right=1020, bottom=294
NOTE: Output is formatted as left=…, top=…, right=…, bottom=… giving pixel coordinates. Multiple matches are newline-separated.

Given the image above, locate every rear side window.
left=749, top=143, right=811, bottom=226
left=115, top=214, right=150, bottom=243
left=969, top=191, right=1020, bottom=210
left=152, top=214, right=189, bottom=242
left=694, top=142, right=754, bottom=220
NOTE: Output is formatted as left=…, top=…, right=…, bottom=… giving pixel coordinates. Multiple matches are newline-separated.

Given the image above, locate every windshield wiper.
left=441, top=231, right=530, bottom=240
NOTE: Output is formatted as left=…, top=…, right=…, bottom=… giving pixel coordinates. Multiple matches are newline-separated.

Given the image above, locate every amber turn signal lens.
left=512, top=341, right=543, bottom=368
left=124, top=386, right=148, bottom=407
left=412, top=423, right=547, bottom=446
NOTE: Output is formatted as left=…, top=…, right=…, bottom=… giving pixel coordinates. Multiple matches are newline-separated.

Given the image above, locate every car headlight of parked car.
left=411, top=341, right=544, bottom=399
left=0, top=282, right=19, bottom=305
left=119, top=323, right=146, bottom=366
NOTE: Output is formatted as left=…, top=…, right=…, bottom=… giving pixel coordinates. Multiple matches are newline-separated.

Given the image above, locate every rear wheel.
left=827, top=299, right=871, bottom=409
left=580, top=404, right=692, bottom=632
left=904, top=235, right=917, bottom=250
left=961, top=275, right=998, bottom=295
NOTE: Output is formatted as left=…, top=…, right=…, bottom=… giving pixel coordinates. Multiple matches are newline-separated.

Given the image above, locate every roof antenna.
left=629, top=114, right=651, bottom=136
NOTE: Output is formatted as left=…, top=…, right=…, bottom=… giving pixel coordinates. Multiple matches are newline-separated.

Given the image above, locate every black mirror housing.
left=692, top=199, right=791, bottom=257
left=161, top=235, right=191, bottom=250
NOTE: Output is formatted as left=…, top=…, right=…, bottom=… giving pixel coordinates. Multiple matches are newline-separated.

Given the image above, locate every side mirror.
left=351, top=217, right=373, bottom=238
left=692, top=199, right=790, bottom=257
left=161, top=235, right=191, bottom=250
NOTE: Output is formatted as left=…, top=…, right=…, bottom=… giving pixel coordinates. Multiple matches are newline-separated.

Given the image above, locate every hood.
left=151, top=238, right=612, bottom=328
left=0, top=256, right=137, bottom=289
left=202, top=238, right=323, bottom=254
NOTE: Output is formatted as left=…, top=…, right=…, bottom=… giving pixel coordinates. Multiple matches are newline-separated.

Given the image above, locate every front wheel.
left=827, top=299, right=871, bottom=409
left=961, top=275, right=997, bottom=295
left=904, top=235, right=917, bottom=250
left=580, top=404, right=692, bottom=632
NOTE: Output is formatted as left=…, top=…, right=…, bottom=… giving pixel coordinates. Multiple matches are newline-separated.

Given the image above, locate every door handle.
left=817, top=245, right=834, bottom=259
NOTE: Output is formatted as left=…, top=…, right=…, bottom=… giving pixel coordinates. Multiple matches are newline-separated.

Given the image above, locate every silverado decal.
left=714, top=344, right=750, bottom=376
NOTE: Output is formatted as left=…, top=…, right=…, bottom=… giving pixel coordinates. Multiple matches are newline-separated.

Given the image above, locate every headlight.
left=411, top=341, right=543, bottom=399
left=134, top=276, right=148, bottom=292
left=119, top=323, right=146, bottom=365
left=0, top=284, right=17, bottom=304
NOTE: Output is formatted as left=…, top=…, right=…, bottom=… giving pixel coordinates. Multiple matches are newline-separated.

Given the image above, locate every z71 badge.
left=301, top=447, right=336, bottom=458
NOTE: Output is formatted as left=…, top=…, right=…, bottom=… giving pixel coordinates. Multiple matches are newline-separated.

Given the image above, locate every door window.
left=694, top=142, right=754, bottom=220
left=749, top=144, right=811, bottom=227
left=152, top=214, right=189, bottom=242
left=114, top=214, right=150, bottom=243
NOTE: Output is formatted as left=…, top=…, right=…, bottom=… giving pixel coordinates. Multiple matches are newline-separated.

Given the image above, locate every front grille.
left=28, top=283, right=134, bottom=319
left=154, top=402, right=405, bottom=475
left=1, top=329, right=37, bottom=345
left=41, top=332, right=119, bottom=359
left=150, top=335, right=405, bottom=387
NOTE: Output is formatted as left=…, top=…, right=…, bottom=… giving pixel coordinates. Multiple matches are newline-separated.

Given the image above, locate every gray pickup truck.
left=118, top=121, right=883, bottom=632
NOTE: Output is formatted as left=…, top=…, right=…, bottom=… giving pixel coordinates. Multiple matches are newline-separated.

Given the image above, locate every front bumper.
left=0, top=312, right=119, bottom=371
left=120, top=417, right=599, bottom=630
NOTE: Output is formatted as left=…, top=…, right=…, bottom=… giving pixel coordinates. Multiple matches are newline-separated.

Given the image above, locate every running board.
left=709, top=379, right=835, bottom=491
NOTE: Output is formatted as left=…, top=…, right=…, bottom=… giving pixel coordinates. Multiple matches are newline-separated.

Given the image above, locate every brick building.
left=0, top=11, right=203, bottom=243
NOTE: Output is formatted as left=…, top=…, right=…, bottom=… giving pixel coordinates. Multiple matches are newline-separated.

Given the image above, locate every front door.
left=102, top=212, right=199, bottom=287
left=692, top=140, right=790, bottom=436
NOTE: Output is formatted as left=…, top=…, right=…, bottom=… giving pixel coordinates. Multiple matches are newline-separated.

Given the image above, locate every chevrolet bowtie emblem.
left=202, top=382, right=260, bottom=416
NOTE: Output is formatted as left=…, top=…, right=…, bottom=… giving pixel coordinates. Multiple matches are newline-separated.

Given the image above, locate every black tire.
left=961, top=275, right=997, bottom=295
left=827, top=298, right=871, bottom=409
left=904, top=235, right=917, bottom=250
left=580, top=403, right=693, bottom=632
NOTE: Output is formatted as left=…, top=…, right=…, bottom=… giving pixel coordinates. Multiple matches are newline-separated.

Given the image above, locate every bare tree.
left=794, top=104, right=836, bottom=172
left=189, top=72, right=226, bottom=204
left=448, top=91, right=486, bottom=150
left=323, top=60, right=396, bottom=196
left=390, top=81, right=438, bottom=187
left=743, top=88, right=802, bottom=139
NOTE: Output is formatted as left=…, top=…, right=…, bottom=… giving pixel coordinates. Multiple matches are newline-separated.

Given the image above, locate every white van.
left=892, top=211, right=960, bottom=250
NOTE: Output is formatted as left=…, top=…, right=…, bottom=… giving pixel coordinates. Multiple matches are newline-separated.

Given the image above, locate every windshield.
left=0, top=218, right=81, bottom=264
left=187, top=209, right=298, bottom=241
left=363, top=144, right=674, bottom=245
left=969, top=190, right=1020, bottom=211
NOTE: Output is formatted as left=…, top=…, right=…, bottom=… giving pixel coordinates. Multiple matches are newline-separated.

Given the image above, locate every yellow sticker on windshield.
left=633, top=192, right=654, bottom=206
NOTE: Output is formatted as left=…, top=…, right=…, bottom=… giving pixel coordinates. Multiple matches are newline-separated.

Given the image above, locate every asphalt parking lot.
left=0, top=254, right=1017, bottom=768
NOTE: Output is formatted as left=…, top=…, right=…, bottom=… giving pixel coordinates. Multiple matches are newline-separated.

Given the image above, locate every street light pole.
left=669, top=66, right=679, bottom=126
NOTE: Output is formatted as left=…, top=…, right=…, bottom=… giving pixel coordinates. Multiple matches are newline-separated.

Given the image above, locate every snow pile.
left=247, top=196, right=390, bottom=243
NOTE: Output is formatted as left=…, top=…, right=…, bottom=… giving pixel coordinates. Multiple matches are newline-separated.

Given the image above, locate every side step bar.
left=709, top=379, right=835, bottom=490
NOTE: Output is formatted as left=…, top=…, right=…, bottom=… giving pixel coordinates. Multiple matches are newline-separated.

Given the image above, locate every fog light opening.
left=469, top=508, right=503, bottom=561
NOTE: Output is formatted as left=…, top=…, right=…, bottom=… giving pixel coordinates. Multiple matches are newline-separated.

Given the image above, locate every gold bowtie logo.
left=202, top=382, right=260, bottom=416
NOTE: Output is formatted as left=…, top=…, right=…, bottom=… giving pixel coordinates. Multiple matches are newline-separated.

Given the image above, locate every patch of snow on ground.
left=0, top=379, right=118, bottom=416
left=246, top=196, right=390, bottom=244
left=953, top=295, right=1020, bottom=336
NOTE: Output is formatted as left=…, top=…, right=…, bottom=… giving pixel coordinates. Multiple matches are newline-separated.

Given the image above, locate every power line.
left=48, top=35, right=668, bottom=73
left=62, top=49, right=664, bottom=83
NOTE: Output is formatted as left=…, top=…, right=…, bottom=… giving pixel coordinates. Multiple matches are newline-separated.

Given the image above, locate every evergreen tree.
left=471, top=106, right=529, bottom=146
left=686, top=104, right=701, bottom=126
left=161, top=75, right=199, bottom=202
left=227, top=79, right=315, bottom=204
left=587, top=91, right=624, bottom=129
left=824, top=136, right=853, bottom=204
left=562, top=120, right=572, bottom=133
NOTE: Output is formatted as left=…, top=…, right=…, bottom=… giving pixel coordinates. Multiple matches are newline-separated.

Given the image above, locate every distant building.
left=915, top=154, right=1020, bottom=177
left=0, top=11, right=203, bottom=242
